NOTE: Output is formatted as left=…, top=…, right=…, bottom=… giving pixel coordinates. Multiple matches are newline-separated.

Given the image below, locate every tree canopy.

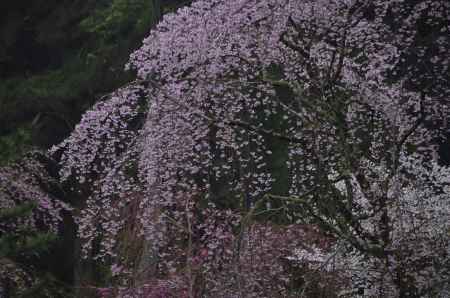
left=1, top=0, right=449, bottom=297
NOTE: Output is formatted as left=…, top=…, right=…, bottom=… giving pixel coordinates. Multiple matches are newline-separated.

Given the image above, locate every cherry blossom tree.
left=0, top=151, right=70, bottom=296
left=52, top=0, right=449, bottom=296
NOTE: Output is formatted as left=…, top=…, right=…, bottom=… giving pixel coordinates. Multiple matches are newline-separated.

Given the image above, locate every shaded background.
left=0, top=0, right=192, bottom=164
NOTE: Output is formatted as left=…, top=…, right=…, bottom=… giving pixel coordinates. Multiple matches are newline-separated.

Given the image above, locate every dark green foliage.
left=0, top=202, right=56, bottom=262
left=0, top=232, right=56, bottom=260
left=0, top=203, right=72, bottom=297
left=0, top=202, right=36, bottom=222
left=0, top=126, right=33, bottom=166
left=162, top=0, right=193, bottom=13
left=0, top=0, right=162, bottom=159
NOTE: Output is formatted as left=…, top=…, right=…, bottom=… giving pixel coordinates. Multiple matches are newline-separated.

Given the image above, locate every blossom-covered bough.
left=0, top=151, right=70, bottom=296
left=50, top=0, right=449, bottom=296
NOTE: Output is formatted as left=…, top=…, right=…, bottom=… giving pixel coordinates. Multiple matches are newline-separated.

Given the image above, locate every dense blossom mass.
left=28, top=0, right=450, bottom=296
left=0, top=153, right=68, bottom=234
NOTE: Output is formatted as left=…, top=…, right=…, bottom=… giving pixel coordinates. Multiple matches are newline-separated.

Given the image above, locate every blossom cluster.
left=0, top=151, right=70, bottom=295
left=55, top=0, right=449, bottom=296
left=0, top=151, right=69, bottom=235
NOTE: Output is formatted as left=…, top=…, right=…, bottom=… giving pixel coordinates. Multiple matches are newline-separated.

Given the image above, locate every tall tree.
left=51, top=0, right=449, bottom=296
